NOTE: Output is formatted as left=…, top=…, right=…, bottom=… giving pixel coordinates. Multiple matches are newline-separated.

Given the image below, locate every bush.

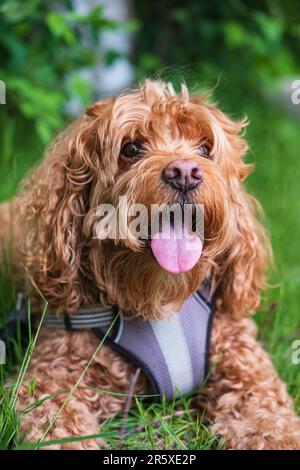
left=0, top=0, right=119, bottom=143
left=133, top=0, right=300, bottom=97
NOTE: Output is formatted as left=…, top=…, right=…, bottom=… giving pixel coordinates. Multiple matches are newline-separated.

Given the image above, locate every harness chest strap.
left=45, top=286, right=215, bottom=402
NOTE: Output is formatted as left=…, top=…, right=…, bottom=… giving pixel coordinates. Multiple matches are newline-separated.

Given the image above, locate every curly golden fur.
left=1, top=80, right=300, bottom=449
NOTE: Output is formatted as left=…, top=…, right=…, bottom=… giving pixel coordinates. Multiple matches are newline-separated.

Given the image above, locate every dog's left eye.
left=121, top=142, right=142, bottom=158
left=198, top=144, right=210, bottom=157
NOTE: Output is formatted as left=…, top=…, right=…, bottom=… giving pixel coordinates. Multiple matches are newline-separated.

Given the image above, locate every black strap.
left=0, top=293, right=30, bottom=351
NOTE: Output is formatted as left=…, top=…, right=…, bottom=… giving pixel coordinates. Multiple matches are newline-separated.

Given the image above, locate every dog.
left=1, top=79, right=300, bottom=450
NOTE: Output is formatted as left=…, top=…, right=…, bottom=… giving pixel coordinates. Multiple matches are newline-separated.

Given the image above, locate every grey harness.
left=45, top=285, right=215, bottom=401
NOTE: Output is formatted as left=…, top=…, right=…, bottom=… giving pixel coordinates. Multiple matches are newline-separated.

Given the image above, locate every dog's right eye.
left=121, top=142, right=142, bottom=158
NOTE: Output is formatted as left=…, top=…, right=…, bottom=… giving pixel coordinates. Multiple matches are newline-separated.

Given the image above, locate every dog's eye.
left=198, top=144, right=210, bottom=157
left=121, top=142, right=142, bottom=158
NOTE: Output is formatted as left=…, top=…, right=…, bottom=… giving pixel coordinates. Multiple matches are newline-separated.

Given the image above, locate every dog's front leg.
left=198, top=312, right=300, bottom=450
left=17, top=329, right=143, bottom=450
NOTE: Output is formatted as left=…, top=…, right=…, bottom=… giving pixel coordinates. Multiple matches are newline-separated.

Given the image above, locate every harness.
left=1, top=285, right=215, bottom=401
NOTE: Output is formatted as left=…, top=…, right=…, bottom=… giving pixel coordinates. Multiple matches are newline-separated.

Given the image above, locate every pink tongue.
left=150, top=225, right=203, bottom=273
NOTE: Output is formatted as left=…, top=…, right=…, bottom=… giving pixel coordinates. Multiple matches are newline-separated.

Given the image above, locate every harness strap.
left=45, top=304, right=116, bottom=330
left=99, top=290, right=214, bottom=401
left=44, top=283, right=214, bottom=401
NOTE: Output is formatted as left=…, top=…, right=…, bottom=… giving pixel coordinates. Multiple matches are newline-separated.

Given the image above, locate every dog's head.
left=21, top=80, right=269, bottom=318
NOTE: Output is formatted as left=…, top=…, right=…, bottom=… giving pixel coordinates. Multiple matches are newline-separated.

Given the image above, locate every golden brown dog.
left=1, top=80, right=300, bottom=449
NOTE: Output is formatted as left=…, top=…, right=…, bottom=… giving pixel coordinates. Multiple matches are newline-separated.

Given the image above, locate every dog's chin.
left=98, top=196, right=225, bottom=318
left=100, top=238, right=207, bottom=320
left=141, top=251, right=207, bottom=318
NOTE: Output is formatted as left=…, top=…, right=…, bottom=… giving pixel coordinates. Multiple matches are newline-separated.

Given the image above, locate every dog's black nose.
left=162, top=159, right=203, bottom=192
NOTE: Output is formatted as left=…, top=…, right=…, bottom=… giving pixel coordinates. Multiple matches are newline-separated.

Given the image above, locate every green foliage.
left=0, top=0, right=119, bottom=143
left=134, top=0, right=300, bottom=92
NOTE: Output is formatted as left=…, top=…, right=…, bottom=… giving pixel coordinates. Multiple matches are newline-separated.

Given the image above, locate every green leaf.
left=46, top=13, right=67, bottom=36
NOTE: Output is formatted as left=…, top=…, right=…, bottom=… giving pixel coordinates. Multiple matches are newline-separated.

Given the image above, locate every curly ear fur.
left=217, top=186, right=271, bottom=317
left=19, top=101, right=113, bottom=314
left=208, top=105, right=272, bottom=317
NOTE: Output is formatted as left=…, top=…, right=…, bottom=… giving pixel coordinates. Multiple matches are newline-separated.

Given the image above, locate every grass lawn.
left=0, top=93, right=299, bottom=450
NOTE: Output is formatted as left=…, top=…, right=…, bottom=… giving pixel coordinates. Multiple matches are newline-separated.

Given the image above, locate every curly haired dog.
left=1, top=80, right=300, bottom=450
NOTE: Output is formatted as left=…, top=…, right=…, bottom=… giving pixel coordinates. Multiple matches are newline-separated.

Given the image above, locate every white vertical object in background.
left=0, top=80, right=6, bottom=104
left=0, top=339, right=5, bottom=364
left=72, top=0, right=134, bottom=99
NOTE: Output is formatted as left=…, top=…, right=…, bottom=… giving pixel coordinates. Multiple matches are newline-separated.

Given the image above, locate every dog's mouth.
left=149, top=203, right=203, bottom=274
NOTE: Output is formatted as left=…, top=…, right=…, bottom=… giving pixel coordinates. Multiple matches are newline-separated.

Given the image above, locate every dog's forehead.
left=112, top=89, right=213, bottom=146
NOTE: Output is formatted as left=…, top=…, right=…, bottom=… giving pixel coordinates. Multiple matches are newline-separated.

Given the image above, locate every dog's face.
left=78, top=80, right=250, bottom=316
left=23, top=80, right=267, bottom=319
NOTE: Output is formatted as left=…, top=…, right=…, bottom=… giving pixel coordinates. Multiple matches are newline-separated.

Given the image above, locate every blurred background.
left=0, top=0, right=300, bottom=401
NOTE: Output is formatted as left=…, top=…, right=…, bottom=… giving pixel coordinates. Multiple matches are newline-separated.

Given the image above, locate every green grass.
left=0, top=94, right=300, bottom=450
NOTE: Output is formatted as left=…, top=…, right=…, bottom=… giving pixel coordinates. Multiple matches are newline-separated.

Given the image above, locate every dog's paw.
left=258, top=433, right=300, bottom=451
left=214, top=418, right=300, bottom=450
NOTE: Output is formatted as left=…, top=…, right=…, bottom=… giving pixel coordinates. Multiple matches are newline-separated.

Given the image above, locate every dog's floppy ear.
left=206, top=106, right=272, bottom=317
left=206, top=103, right=251, bottom=180
left=19, top=101, right=113, bottom=314
left=217, top=184, right=271, bottom=317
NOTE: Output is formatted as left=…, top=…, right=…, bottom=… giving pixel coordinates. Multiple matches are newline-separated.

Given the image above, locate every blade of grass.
left=15, top=431, right=119, bottom=450
left=159, top=416, right=187, bottom=450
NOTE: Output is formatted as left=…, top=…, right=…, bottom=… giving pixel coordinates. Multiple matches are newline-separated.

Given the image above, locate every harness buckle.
left=0, top=292, right=29, bottom=346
